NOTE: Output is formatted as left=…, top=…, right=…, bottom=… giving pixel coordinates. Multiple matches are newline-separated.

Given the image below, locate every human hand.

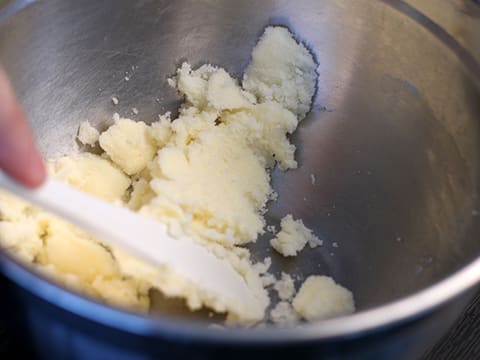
left=0, top=66, right=45, bottom=187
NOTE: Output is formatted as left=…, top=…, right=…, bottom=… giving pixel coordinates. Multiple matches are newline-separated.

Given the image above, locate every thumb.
left=0, top=66, right=46, bottom=187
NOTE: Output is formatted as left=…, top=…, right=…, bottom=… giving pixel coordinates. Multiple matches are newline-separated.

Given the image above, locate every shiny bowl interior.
left=1, top=0, right=480, bottom=337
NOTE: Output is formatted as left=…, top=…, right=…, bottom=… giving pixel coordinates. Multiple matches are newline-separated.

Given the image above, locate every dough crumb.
left=308, top=236, right=324, bottom=249
left=270, top=215, right=321, bottom=256
left=252, top=257, right=272, bottom=275
left=269, top=191, right=278, bottom=201
left=266, top=225, right=276, bottom=234
left=167, top=77, right=176, bottom=88
left=77, top=121, right=100, bottom=146
left=270, top=301, right=299, bottom=326
left=293, top=276, right=355, bottom=321
left=273, top=272, right=295, bottom=301
left=261, top=273, right=276, bottom=287
left=310, top=173, right=316, bottom=185
left=111, top=96, right=119, bottom=105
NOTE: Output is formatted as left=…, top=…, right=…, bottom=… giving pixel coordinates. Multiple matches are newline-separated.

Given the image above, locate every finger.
left=0, top=67, right=46, bottom=188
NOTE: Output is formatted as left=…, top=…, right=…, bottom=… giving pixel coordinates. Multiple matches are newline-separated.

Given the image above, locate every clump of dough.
left=273, top=272, right=295, bottom=301
left=243, top=26, right=317, bottom=119
left=221, top=102, right=298, bottom=170
left=50, top=153, right=130, bottom=202
left=149, top=120, right=271, bottom=246
left=0, top=219, right=42, bottom=263
left=270, top=301, right=299, bottom=326
left=293, top=276, right=355, bottom=321
left=77, top=121, right=100, bottom=146
left=270, top=214, right=322, bottom=256
left=207, top=69, right=252, bottom=110
left=172, top=63, right=217, bottom=109
left=99, top=117, right=156, bottom=175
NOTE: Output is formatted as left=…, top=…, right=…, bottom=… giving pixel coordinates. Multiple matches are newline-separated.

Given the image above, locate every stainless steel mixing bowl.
left=1, top=0, right=480, bottom=359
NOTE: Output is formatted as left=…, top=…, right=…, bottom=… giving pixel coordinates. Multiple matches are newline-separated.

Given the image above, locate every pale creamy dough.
left=292, top=276, right=355, bottom=321
left=99, top=118, right=157, bottom=175
left=270, top=301, right=299, bottom=326
left=49, top=153, right=131, bottom=202
left=0, top=26, right=355, bottom=325
left=0, top=190, right=150, bottom=310
left=270, top=214, right=322, bottom=257
left=243, top=26, right=317, bottom=120
left=77, top=121, right=100, bottom=146
left=273, top=272, right=295, bottom=301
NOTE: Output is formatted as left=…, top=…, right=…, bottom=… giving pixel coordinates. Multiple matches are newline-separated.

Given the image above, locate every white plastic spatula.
left=0, top=172, right=259, bottom=316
